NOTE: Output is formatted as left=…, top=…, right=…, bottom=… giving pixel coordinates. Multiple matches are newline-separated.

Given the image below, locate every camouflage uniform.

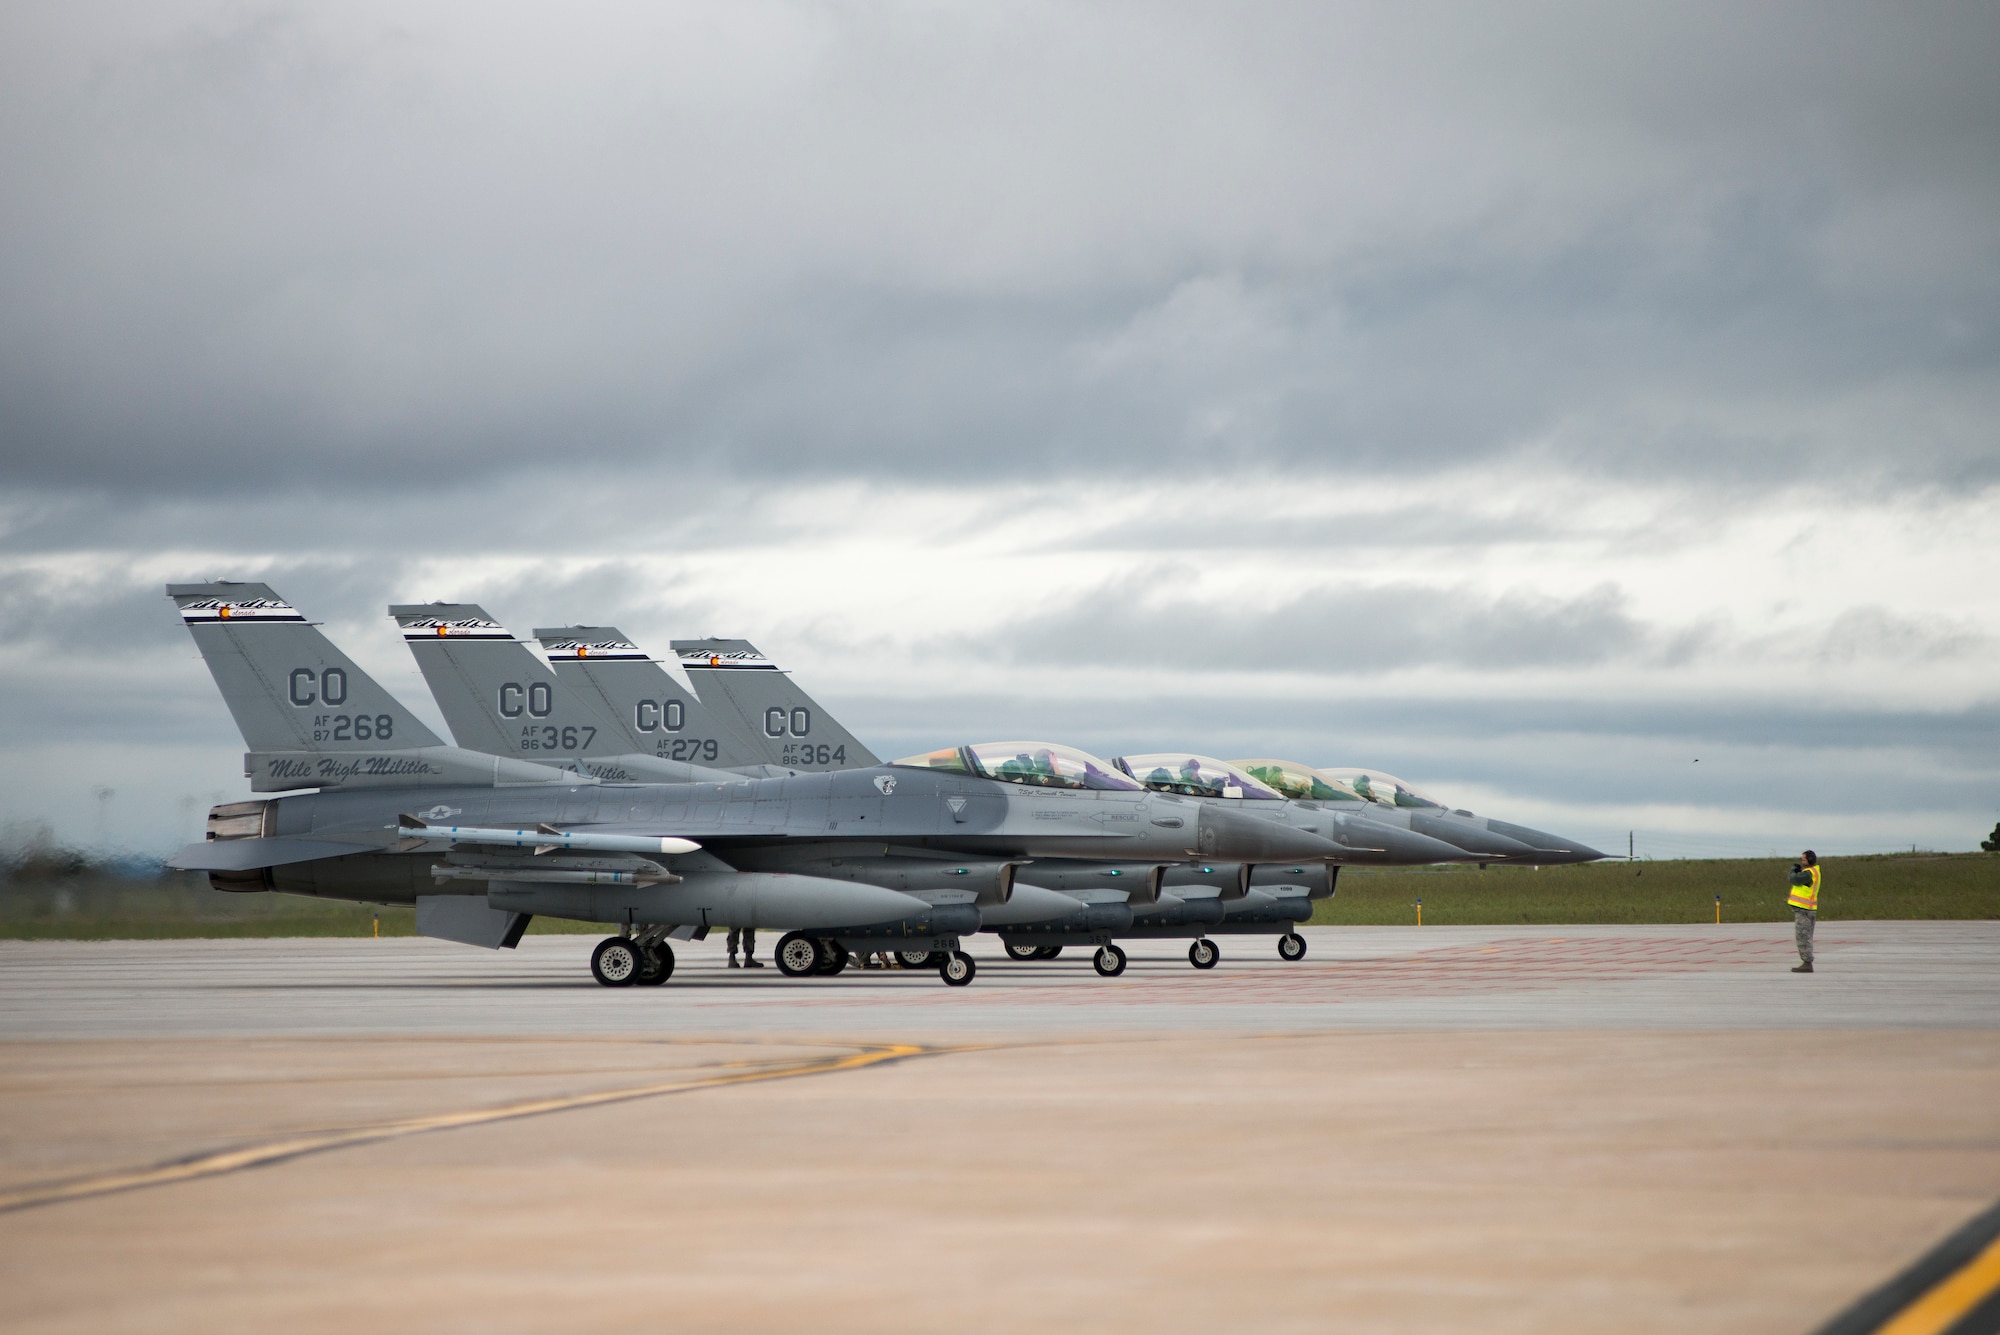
left=727, top=926, right=758, bottom=965
left=1787, top=861, right=1820, bottom=967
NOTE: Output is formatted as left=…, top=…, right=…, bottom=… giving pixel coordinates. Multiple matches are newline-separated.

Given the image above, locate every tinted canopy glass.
left=893, top=746, right=969, bottom=774
left=897, top=742, right=1141, bottom=791
left=1116, top=754, right=1284, bottom=800
left=1321, top=768, right=1446, bottom=809
left=1231, top=759, right=1364, bottom=802
left=968, top=741, right=1141, bottom=791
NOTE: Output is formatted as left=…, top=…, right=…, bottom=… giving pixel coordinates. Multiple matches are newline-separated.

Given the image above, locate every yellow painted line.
left=0, top=1041, right=940, bottom=1214
left=1874, top=1231, right=2000, bottom=1335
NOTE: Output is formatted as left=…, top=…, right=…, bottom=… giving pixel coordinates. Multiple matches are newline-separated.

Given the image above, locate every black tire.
left=814, top=940, right=850, bottom=975
left=1034, top=945, right=1063, bottom=961
left=940, top=951, right=977, bottom=987
left=899, top=949, right=947, bottom=969
left=775, top=931, right=822, bottom=978
left=1092, top=944, right=1127, bottom=977
left=1278, top=932, right=1307, bottom=961
left=591, top=937, right=641, bottom=987
left=1004, top=942, right=1040, bottom=962
left=1189, top=939, right=1219, bottom=970
left=634, top=940, right=675, bottom=986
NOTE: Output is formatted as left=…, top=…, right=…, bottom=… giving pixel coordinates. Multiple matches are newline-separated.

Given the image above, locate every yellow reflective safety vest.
left=1787, top=863, right=1821, bottom=911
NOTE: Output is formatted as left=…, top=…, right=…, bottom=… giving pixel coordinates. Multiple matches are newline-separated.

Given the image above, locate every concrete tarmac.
left=1, top=922, right=1996, bottom=1333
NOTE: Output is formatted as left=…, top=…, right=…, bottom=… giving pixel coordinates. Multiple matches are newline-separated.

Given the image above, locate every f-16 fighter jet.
left=406, top=613, right=1122, bottom=946
left=165, top=583, right=1340, bottom=988
left=533, top=630, right=1476, bottom=974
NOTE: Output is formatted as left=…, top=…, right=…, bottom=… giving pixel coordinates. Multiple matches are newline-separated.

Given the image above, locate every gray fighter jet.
left=553, top=633, right=1486, bottom=974
left=165, top=583, right=1340, bottom=988
left=532, top=631, right=1474, bottom=973
left=408, top=613, right=1126, bottom=945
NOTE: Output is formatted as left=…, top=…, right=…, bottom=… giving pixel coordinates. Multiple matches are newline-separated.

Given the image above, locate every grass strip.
left=1311, top=853, right=1998, bottom=926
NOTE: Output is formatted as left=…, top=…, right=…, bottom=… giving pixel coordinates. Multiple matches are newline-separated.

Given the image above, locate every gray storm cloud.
left=1, top=1, right=1995, bottom=493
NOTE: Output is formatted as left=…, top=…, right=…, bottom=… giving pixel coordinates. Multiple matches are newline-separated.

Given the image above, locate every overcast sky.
left=2, top=1, right=1996, bottom=859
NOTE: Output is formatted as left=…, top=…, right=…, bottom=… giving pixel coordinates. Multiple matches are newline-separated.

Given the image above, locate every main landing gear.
left=1188, top=938, right=1219, bottom=970
left=779, top=934, right=974, bottom=987
left=1092, top=944, right=1127, bottom=977
left=775, top=932, right=823, bottom=978
left=592, top=935, right=676, bottom=988
left=1278, top=932, right=1307, bottom=961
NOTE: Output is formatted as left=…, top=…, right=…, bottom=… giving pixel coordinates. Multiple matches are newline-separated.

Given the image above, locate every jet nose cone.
left=1198, top=803, right=1342, bottom=862
left=1486, top=819, right=1608, bottom=864
left=1333, top=818, right=1480, bottom=864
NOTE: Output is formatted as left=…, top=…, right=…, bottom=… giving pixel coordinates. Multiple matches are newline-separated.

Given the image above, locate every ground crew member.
left=727, top=926, right=762, bottom=969
left=1787, top=850, right=1820, bottom=973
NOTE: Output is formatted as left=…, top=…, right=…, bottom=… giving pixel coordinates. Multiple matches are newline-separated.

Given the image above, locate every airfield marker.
left=1714, top=895, right=1721, bottom=925
left=1417, top=897, right=1423, bottom=927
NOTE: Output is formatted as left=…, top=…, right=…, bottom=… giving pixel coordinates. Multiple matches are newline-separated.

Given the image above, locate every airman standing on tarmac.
left=1788, top=850, right=1820, bottom=973
left=728, top=926, right=762, bottom=969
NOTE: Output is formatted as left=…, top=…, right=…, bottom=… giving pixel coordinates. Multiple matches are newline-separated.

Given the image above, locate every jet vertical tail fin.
left=393, top=606, right=744, bottom=784
left=389, top=603, right=627, bottom=759
left=535, top=626, right=770, bottom=771
left=671, top=638, right=879, bottom=771
left=171, top=583, right=446, bottom=752
left=168, top=582, right=568, bottom=791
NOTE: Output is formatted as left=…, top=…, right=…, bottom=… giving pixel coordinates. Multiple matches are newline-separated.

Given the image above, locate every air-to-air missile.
left=165, top=583, right=1341, bottom=989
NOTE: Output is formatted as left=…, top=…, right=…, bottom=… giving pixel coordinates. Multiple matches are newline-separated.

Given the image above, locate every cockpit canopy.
left=893, top=741, right=1143, bottom=791
left=1230, top=759, right=1365, bottom=803
left=1320, top=768, right=1449, bottom=810
left=1113, top=753, right=1285, bottom=800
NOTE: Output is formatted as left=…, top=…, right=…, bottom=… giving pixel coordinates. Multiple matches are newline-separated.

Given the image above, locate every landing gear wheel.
left=775, top=931, right=822, bottom=978
left=1034, top=945, right=1063, bottom=961
left=1004, top=942, right=1040, bottom=962
left=591, top=937, right=641, bottom=987
left=899, top=949, right=947, bottom=969
left=940, top=952, right=977, bottom=987
left=634, top=940, right=674, bottom=986
left=1189, top=939, right=1220, bottom=970
left=1278, top=933, right=1307, bottom=961
left=1092, top=944, right=1127, bottom=977
left=814, top=940, right=850, bottom=975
